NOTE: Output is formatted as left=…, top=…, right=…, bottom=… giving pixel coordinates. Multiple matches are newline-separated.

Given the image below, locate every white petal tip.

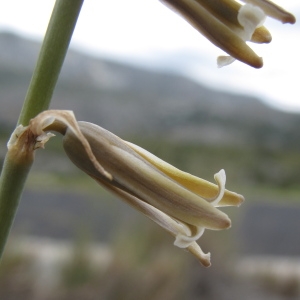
left=238, top=4, right=266, bottom=29
left=217, top=56, right=236, bottom=68
left=209, top=169, right=226, bottom=206
left=201, top=252, right=212, bottom=267
left=214, top=169, right=226, bottom=183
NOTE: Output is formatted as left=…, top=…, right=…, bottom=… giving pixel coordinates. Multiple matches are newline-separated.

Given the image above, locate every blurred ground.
left=0, top=185, right=299, bottom=300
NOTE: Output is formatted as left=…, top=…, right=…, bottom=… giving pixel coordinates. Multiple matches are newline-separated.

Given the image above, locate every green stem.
left=0, top=0, right=84, bottom=260
left=0, top=153, right=34, bottom=258
left=18, top=0, right=84, bottom=126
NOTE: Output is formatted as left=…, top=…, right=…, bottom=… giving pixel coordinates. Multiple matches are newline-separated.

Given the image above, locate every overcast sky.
left=0, top=0, right=299, bottom=112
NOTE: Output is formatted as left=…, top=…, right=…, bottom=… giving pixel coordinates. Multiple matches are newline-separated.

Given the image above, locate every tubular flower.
left=11, top=110, right=244, bottom=267
left=160, top=0, right=296, bottom=68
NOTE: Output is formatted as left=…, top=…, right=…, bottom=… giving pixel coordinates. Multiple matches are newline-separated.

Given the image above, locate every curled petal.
left=125, top=141, right=244, bottom=207
left=174, top=225, right=204, bottom=248
left=208, top=169, right=226, bottom=206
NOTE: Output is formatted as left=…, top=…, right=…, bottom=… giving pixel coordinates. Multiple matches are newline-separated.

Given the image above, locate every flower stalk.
left=0, top=0, right=84, bottom=260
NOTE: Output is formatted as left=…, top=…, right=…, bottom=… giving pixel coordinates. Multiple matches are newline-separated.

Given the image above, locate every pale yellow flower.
left=7, top=110, right=245, bottom=267
left=161, top=0, right=296, bottom=68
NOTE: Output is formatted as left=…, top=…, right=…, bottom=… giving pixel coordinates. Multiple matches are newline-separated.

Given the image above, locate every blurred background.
left=0, top=0, right=300, bottom=299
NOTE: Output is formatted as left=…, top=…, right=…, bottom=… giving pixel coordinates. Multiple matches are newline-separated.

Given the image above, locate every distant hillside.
left=1, top=32, right=300, bottom=259
left=1, top=31, right=300, bottom=151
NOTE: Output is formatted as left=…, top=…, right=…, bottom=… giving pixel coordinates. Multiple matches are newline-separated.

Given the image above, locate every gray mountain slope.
left=1, top=31, right=300, bottom=150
